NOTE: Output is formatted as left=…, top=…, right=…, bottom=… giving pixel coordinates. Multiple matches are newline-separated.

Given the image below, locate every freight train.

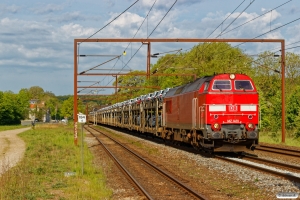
left=89, top=73, right=259, bottom=153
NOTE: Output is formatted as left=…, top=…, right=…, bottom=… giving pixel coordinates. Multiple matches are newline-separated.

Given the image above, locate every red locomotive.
left=90, top=73, right=259, bottom=153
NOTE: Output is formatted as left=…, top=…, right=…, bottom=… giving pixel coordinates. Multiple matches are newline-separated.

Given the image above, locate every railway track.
left=216, top=155, right=300, bottom=183
left=243, top=155, right=300, bottom=174
left=255, top=144, right=300, bottom=158
left=85, top=125, right=208, bottom=200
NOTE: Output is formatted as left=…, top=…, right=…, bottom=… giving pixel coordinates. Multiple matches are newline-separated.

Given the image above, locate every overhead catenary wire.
left=100, top=0, right=178, bottom=96
left=190, top=0, right=292, bottom=65
left=284, top=45, right=300, bottom=51
left=152, top=49, right=182, bottom=74
left=84, top=0, right=158, bottom=94
left=147, top=0, right=177, bottom=38
left=216, top=0, right=256, bottom=38
left=103, top=0, right=158, bottom=77
left=188, top=0, right=254, bottom=60
left=123, top=0, right=157, bottom=55
left=262, top=40, right=300, bottom=53
left=205, top=0, right=246, bottom=39
left=240, top=42, right=300, bottom=72
left=191, top=0, right=255, bottom=65
left=245, top=39, right=300, bottom=63
left=193, top=0, right=291, bottom=57
left=200, top=16, right=300, bottom=66
left=232, top=16, right=300, bottom=49
left=118, top=0, right=178, bottom=74
left=77, top=1, right=140, bottom=94
left=218, top=0, right=292, bottom=37
left=78, top=55, right=121, bottom=94
left=79, top=0, right=140, bottom=44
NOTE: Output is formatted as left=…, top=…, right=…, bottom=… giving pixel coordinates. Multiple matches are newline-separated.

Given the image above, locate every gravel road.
left=0, top=127, right=30, bottom=175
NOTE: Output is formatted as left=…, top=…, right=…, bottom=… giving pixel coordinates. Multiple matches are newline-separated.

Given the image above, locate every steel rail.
left=255, top=147, right=300, bottom=158
left=84, top=126, right=153, bottom=200
left=244, top=155, right=300, bottom=171
left=88, top=125, right=209, bottom=200
left=258, top=145, right=300, bottom=154
left=216, top=155, right=300, bottom=183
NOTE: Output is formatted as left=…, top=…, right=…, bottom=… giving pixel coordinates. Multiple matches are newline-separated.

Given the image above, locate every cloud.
left=32, top=4, right=63, bottom=15
left=287, top=5, right=300, bottom=15
left=103, top=6, right=183, bottom=38
left=139, top=0, right=201, bottom=10
left=0, top=17, right=79, bottom=72
left=0, top=4, right=20, bottom=14
left=59, top=23, right=96, bottom=38
left=102, top=12, right=145, bottom=38
left=47, top=11, right=88, bottom=23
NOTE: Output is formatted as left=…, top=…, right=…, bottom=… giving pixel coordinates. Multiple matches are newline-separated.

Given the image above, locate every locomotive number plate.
left=228, top=105, right=238, bottom=112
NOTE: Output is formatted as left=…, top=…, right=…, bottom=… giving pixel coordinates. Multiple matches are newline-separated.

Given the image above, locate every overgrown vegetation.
left=0, top=124, right=112, bottom=199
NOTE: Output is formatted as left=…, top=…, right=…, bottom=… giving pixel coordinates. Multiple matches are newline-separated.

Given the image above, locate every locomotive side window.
left=204, top=82, right=210, bottom=91
left=235, top=80, right=254, bottom=90
left=212, top=80, right=231, bottom=90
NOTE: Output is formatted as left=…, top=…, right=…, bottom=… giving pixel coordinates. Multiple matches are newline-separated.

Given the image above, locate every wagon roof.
left=165, top=75, right=214, bottom=97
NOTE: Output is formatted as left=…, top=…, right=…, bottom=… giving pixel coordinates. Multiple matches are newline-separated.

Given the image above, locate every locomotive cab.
left=202, top=74, right=259, bottom=152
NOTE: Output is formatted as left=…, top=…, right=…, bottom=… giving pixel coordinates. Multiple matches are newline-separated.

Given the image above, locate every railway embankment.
left=88, top=125, right=300, bottom=199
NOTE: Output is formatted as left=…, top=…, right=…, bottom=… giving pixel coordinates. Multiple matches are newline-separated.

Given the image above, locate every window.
left=235, top=80, right=254, bottom=90
left=212, top=80, right=231, bottom=90
left=204, top=82, right=210, bottom=91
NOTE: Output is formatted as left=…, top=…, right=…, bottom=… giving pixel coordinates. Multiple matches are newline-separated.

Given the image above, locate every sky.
left=0, top=0, right=300, bottom=96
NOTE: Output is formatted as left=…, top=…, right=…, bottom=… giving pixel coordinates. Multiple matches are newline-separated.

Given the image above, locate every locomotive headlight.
left=246, top=123, right=255, bottom=131
left=211, top=123, right=221, bottom=131
left=214, top=123, right=219, bottom=129
left=229, top=74, right=235, bottom=79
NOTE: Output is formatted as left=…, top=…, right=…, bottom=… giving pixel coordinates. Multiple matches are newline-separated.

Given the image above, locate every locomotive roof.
left=165, top=75, right=214, bottom=97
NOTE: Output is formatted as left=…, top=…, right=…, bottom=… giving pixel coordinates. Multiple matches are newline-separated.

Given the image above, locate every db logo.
left=229, top=105, right=238, bottom=112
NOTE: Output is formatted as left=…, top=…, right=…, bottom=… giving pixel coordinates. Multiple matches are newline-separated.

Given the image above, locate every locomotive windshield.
left=212, top=80, right=231, bottom=90
left=234, top=80, right=254, bottom=90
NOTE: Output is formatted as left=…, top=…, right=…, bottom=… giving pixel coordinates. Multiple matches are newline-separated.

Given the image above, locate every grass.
left=0, top=123, right=112, bottom=199
left=0, top=125, right=29, bottom=131
left=259, top=130, right=300, bottom=147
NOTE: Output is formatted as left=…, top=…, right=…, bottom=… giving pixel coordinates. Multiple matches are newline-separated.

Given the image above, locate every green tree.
left=285, top=52, right=300, bottom=93
left=286, top=86, right=300, bottom=129
left=18, top=88, right=31, bottom=119
left=0, top=91, right=22, bottom=125
left=43, top=92, right=60, bottom=120
left=61, top=97, right=84, bottom=119
left=149, top=42, right=253, bottom=91
left=29, top=86, right=45, bottom=99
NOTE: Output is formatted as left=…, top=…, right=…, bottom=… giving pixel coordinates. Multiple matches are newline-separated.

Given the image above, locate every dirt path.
left=0, top=127, right=30, bottom=175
